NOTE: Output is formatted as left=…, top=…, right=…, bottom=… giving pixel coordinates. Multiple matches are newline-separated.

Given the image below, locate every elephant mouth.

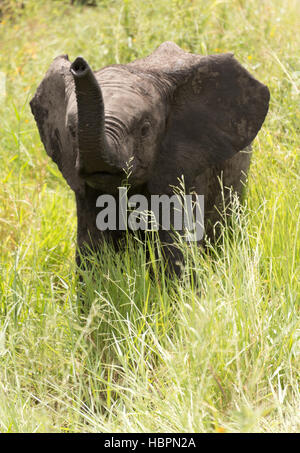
left=82, top=170, right=125, bottom=191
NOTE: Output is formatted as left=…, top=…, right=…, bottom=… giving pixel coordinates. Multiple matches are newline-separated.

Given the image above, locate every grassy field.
left=0, top=0, right=299, bottom=433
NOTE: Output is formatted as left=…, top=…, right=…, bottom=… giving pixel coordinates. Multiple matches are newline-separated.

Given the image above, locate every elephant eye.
left=141, top=121, right=151, bottom=138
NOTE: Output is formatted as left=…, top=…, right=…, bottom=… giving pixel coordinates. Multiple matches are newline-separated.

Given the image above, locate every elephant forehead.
left=96, top=66, right=159, bottom=99
left=102, top=87, right=152, bottom=117
left=94, top=67, right=167, bottom=125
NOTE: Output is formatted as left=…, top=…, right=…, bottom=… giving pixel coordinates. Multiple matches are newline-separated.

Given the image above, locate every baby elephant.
left=30, top=41, right=269, bottom=273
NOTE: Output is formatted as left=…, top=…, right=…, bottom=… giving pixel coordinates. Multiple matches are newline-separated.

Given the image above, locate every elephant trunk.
left=70, top=56, right=121, bottom=175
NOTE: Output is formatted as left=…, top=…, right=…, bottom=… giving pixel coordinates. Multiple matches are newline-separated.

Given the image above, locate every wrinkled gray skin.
left=30, top=42, right=270, bottom=274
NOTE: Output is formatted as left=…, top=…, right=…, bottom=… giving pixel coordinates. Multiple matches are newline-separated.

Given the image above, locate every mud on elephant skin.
left=30, top=41, right=270, bottom=273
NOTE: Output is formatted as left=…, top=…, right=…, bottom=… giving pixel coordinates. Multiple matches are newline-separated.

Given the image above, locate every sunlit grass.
left=0, top=0, right=299, bottom=433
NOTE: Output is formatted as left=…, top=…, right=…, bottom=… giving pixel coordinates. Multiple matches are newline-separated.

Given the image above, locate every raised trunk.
left=70, top=56, right=121, bottom=175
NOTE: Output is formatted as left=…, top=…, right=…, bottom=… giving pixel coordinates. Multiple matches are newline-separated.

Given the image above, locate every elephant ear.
left=134, top=42, right=270, bottom=192
left=30, top=55, right=83, bottom=192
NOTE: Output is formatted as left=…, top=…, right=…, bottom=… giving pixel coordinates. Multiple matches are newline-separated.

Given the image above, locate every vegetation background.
left=0, top=0, right=299, bottom=433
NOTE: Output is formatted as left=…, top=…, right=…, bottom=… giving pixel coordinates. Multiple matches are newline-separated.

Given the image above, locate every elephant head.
left=30, top=42, right=269, bottom=265
left=30, top=42, right=269, bottom=193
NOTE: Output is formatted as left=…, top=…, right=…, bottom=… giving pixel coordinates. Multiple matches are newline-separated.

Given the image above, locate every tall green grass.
left=0, top=0, right=299, bottom=432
